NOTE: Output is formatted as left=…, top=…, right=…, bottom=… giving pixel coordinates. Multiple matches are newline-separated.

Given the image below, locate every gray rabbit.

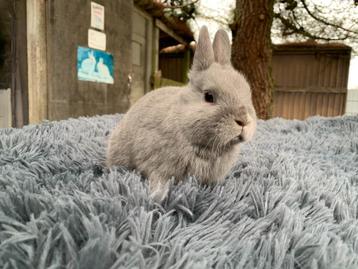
left=106, top=26, right=257, bottom=201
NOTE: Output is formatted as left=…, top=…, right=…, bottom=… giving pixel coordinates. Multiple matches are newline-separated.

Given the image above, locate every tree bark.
left=231, top=0, right=274, bottom=119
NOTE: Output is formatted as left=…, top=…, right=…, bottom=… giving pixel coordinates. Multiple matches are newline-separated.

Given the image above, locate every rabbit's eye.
left=204, top=92, right=214, bottom=103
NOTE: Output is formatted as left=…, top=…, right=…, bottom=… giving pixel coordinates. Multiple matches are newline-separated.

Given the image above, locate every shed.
left=0, top=0, right=194, bottom=127
left=131, top=0, right=194, bottom=103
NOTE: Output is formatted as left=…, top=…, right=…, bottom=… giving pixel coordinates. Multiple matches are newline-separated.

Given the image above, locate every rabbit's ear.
left=213, top=29, right=231, bottom=65
left=192, top=26, right=214, bottom=71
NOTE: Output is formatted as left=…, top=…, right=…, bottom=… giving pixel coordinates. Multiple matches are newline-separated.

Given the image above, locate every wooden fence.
left=272, top=43, right=351, bottom=120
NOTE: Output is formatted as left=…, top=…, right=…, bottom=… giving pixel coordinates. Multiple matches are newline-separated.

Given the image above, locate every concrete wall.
left=44, top=0, right=133, bottom=121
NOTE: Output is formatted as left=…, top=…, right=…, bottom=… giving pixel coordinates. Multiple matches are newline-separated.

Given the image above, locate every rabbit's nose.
left=235, top=120, right=245, bottom=127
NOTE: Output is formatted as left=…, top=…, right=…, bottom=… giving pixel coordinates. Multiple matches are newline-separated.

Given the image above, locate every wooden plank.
left=298, top=93, right=306, bottom=120
left=287, top=92, right=292, bottom=119
left=274, top=87, right=346, bottom=94
left=332, top=93, right=339, bottom=116
left=341, top=93, right=346, bottom=115
left=274, top=91, right=349, bottom=119
left=276, top=92, right=280, bottom=117
left=331, top=93, right=337, bottom=116
left=326, top=93, right=331, bottom=116
left=278, top=93, right=283, bottom=117
left=323, top=93, right=329, bottom=116
left=304, top=92, right=310, bottom=119
left=27, top=0, right=48, bottom=123
left=316, top=93, right=323, bottom=116
left=145, top=14, right=153, bottom=93
left=292, top=92, right=297, bottom=119
left=152, top=26, right=159, bottom=75
left=311, top=93, right=317, bottom=117
left=282, top=92, right=288, bottom=119
left=155, top=19, right=187, bottom=45
left=321, top=93, right=326, bottom=116
left=273, top=92, right=278, bottom=117
left=278, top=92, right=283, bottom=117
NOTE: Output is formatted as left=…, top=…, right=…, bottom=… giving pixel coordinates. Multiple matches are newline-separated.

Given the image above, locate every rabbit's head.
left=180, top=26, right=256, bottom=154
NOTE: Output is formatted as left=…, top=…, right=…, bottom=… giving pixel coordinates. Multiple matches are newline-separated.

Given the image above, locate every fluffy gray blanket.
left=0, top=115, right=358, bottom=269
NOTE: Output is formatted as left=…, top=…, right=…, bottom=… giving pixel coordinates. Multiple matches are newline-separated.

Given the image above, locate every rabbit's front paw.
left=149, top=178, right=170, bottom=203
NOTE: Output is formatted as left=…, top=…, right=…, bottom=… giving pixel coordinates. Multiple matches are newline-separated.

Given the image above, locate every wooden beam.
left=152, top=26, right=159, bottom=73
left=26, top=0, right=48, bottom=123
left=155, top=19, right=186, bottom=45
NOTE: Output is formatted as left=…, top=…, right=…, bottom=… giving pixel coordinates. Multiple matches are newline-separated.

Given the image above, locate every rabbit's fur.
left=106, top=26, right=257, bottom=201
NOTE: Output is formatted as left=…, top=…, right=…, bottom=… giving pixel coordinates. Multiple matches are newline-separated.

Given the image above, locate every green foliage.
left=162, top=0, right=198, bottom=21
left=272, top=0, right=358, bottom=52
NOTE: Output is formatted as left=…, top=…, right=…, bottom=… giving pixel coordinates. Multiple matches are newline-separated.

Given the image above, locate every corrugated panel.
left=273, top=91, right=346, bottom=119
left=272, top=47, right=350, bottom=119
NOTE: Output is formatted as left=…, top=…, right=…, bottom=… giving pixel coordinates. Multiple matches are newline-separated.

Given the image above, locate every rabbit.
left=106, top=26, right=257, bottom=202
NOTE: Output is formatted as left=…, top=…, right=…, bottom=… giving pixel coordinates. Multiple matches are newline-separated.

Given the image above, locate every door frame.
left=26, top=0, right=48, bottom=124
left=132, top=6, right=153, bottom=95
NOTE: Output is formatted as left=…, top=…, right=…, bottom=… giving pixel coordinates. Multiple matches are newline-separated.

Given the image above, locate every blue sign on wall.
left=77, top=46, right=114, bottom=84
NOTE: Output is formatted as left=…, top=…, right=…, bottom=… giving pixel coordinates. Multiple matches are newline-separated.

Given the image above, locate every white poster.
left=88, top=29, right=106, bottom=51
left=91, top=2, right=105, bottom=31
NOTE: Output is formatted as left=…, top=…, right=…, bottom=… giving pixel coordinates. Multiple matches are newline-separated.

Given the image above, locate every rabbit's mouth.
left=228, top=135, right=244, bottom=146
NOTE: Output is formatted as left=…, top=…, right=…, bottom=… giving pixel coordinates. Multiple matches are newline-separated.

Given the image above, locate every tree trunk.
left=231, top=0, right=274, bottom=119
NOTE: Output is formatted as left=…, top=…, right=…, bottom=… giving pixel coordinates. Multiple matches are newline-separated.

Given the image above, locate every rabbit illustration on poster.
left=77, top=47, right=114, bottom=84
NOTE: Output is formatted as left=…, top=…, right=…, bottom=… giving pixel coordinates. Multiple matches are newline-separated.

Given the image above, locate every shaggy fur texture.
left=0, top=114, right=358, bottom=268
left=107, top=27, right=256, bottom=202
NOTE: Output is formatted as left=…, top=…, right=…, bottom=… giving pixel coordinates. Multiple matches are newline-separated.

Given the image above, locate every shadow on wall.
left=0, top=7, right=11, bottom=90
left=0, top=3, right=12, bottom=128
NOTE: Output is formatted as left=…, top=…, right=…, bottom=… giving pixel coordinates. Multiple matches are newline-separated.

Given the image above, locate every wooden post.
left=26, top=0, right=48, bottom=123
left=153, top=70, right=162, bottom=89
left=151, top=25, right=159, bottom=90
left=182, top=49, right=190, bottom=83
